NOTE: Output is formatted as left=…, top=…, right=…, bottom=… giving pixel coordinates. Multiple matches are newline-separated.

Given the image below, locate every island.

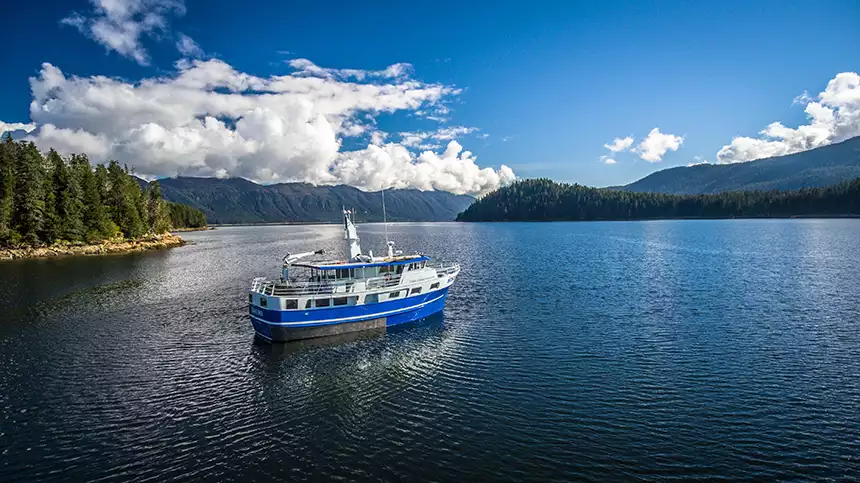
left=0, top=135, right=206, bottom=260
left=456, top=178, right=860, bottom=222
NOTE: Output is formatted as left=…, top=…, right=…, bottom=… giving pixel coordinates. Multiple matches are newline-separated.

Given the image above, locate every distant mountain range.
left=144, top=177, right=474, bottom=224
left=623, top=135, right=860, bottom=194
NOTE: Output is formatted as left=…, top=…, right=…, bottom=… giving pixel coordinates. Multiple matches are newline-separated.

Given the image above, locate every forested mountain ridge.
left=146, top=177, right=475, bottom=224
left=0, top=135, right=205, bottom=248
left=622, top=135, right=860, bottom=194
left=457, top=178, right=860, bottom=222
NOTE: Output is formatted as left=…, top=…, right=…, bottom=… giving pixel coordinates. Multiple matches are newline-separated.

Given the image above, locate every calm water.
left=2, top=220, right=860, bottom=481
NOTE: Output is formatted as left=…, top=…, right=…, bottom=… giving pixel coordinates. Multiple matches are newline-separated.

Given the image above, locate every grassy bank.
left=0, top=233, right=186, bottom=261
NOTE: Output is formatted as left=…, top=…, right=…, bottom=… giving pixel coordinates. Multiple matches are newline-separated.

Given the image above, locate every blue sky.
left=2, top=0, right=860, bottom=192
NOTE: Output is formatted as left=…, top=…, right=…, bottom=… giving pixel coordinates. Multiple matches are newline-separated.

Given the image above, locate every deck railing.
left=250, top=262, right=460, bottom=297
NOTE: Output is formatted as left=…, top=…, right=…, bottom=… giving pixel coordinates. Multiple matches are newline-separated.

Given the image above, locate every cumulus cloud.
left=601, top=156, right=617, bottom=165
left=717, top=72, right=860, bottom=164
left=635, top=128, right=684, bottom=162
left=13, top=59, right=512, bottom=196
left=399, top=126, right=478, bottom=149
left=603, top=136, right=634, bottom=153
left=332, top=141, right=515, bottom=195
left=61, top=0, right=186, bottom=65
left=176, top=33, right=203, bottom=57
left=0, top=121, right=37, bottom=137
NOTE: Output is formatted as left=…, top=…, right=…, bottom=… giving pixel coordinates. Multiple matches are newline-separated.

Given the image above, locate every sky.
left=1, top=0, right=860, bottom=195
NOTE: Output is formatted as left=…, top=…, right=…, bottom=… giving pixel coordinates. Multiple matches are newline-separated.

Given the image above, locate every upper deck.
left=292, top=254, right=430, bottom=271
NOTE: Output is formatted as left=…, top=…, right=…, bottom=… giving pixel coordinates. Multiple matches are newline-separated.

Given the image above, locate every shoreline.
left=0, top=233, right=187, bottom=261
left=169, top=226, right=213, bottom=233
left=456, top=214, right=860, bottom=223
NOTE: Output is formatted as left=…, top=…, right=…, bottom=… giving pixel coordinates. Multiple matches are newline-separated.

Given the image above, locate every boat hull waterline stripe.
left=251, top=291, right=447, bottom=327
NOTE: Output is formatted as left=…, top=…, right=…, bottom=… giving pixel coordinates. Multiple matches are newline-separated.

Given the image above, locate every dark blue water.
left=2, top=220, right=860, bottom=481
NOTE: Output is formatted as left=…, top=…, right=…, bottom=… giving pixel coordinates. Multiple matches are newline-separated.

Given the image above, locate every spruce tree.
left=41, top=155, right=59, bottom=245
left=12, top=142, right=46, bottom=246
left=49, top=150, right=85, bottom=242
left=145, top=181, right=170, bottom=233
left=106, top=161, right=145, bottom=238
left=73, top=156, right=115, bottom=241
left=0, top=134, right=16, bottom=244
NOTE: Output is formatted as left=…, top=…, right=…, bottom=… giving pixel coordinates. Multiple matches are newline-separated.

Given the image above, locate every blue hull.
left=250, top=288, right=449, bottom=342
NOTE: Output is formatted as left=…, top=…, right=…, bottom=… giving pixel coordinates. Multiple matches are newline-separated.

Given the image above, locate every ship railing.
left=250, top=274, right=405, bottom=297
left=365, top=274, right=403, bottom=290
left=429, top=262, right=460, bottom=277
left=250, top=263, right=459, bottom=297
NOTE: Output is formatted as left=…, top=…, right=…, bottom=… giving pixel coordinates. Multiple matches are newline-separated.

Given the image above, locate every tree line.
left=456, top=178, right=860, bottom=221
left=0, top=135, right=206, bottom=247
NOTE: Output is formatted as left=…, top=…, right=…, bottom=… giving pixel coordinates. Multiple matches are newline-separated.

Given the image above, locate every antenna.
left=382, top=187, right=395, bottom=258
left=382, top=187, right=389, bottom=245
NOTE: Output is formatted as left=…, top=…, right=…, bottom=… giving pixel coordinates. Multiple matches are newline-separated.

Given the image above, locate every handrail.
left=251, top=263, right=460, bottom=297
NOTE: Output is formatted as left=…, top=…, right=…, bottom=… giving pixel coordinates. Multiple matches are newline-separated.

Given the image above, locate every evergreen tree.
left=12, top=142, right=46, bottom=246
left=0, top=144, right=204, bottom=248
left=106, top=161, right=145, bottom=238
left=49, top=150, right=85, bottom=242
left=72, top=155, right=116, bottom=241
left=0, top=134, right=16, bottom=244
left=168, top=202, right=207, bottom=228
left=457, top=178, right=860, bottom=222
left=41, top=154, right=59, bottom=245
left=145, top=181, right=171, bottom=233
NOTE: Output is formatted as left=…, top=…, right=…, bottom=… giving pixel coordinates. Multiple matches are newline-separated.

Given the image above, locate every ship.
left=248, top=209, right=460, bottom=342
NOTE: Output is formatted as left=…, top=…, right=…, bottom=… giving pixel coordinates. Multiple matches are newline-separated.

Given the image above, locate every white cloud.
left=688, top=155, right=709, bottom=167
left=12, top=59, right=512, bottom=196
left=287, top=58, right=414, bottom=82
left=332, top=141, right=516, bottom=195
left=176, top=33, right=203, bottom=57
left=602, top=157, right=617, bottom=165
left=717, top=72, right=860, bottom=164
left=603, top=136, right=634, bottom=153
left=0, top=121, right=37, bottom=137
left=398, top=126, right=478, bottom=149
left=61, top=0, right=186, bottom=65
left=634, top=128, right=684, bottom=162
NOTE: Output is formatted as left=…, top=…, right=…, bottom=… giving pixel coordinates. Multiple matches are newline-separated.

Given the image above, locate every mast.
left=382, top=188, right=394, bottom=258
left=343, top=208, right=362, bottom=260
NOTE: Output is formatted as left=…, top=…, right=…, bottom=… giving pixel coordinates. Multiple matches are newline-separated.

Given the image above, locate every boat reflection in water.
left=251, top=312, right=447, bottom=359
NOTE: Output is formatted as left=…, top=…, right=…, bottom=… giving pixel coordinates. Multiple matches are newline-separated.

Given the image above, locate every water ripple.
left=1, top=220, right=860, bottom=481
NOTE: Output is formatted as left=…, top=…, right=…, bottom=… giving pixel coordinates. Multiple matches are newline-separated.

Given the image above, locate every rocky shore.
left=0, top=233, right=186, bottom=261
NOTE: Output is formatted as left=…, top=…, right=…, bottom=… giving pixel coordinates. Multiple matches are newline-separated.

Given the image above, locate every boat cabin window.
left=333, top=296, right=358, bottom=306
left=284, top=299, right=298, bottom=310
left=396, top=265, right=404, bottom=274
left=389, top=290, right=401, bottom=298
left=365, top=294, right=379, bottom=304
left=305, top=300, right=313, bottom=309
left=335, top=268, right=356, bottom=279
left=260, top=297, right=267, bottom=307
left=248, top=293, right=253, bottom=303
left=315, top=298, right=331, bottom=308
left=430, top=282, right=440, bottom=290
left=410, top=287, right=422, bottom=295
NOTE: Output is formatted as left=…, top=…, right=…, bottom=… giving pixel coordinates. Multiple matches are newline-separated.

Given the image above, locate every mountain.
left=456, top=178, right=860, bottom=222
left=145, top=177, right=474, bottom=224
left=623, top=136, right=860, bottom=194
